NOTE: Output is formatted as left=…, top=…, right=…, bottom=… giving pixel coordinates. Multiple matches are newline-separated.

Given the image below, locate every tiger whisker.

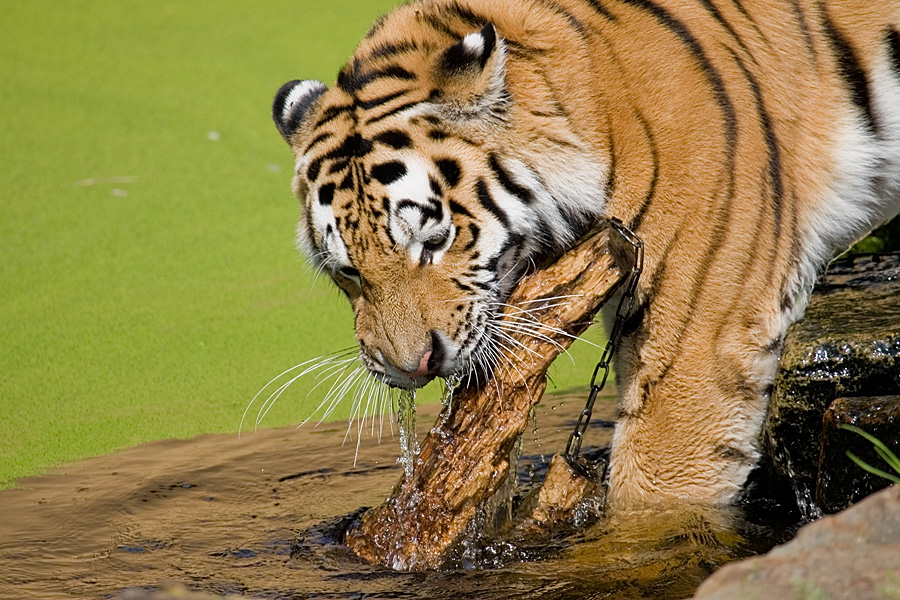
left=496, top=322, right=576, bottom=366
left=242, top=349, right=358, bottom=434
left=494, top=320, right=573, bottom=353
left=487, top=322, right=544, bottom=361
left=487, top=330, right=533, bottom=394
left=243, top=350, right=352, bottom=423
left=319, top=364, right=367, bottom=425
left=491, top=301, right=603, bottom=350
left=499, top=294, right=586, bottom=306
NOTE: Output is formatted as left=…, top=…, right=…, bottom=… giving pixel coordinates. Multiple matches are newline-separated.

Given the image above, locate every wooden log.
left=522, top=453, right=605, bottom=525
left=344, top=222, right=628, bottom=569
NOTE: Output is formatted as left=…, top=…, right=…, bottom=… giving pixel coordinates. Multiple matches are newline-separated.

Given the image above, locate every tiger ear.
left=272, top=79, right=328, bottom=143
left=432, top=23, right=508, bottom=119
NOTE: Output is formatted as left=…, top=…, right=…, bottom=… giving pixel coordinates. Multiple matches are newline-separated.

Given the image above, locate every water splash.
left=767, top=428, right=823, bottom=522
left=397, top=388, right=419, bottom=481
left=784, top=459, right=824, bottom=522
left=441, top=375, right=462, bottom=412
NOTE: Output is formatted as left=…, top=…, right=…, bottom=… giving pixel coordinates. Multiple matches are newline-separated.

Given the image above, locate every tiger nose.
left=402, top=330, right=445, bottom=378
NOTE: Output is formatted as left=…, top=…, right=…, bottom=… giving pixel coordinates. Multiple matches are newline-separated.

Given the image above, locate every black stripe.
left=620, top=0, right=737, bottom=147
left=451, top=277, right=474, bottom=293
left=475, top=179, right=509, bottom=227
left=618, top=0, right=738, bottom=369
left=436, top=158, right=462, bottom=188
left=423, top=198, right=444, bottom=224
left=729, top=0, right=770, bottom=48
left=327, top=159, right=350, bottom=175
left=821, top=9, right=879, bottom=136
left=304, top=132, right=333, bottom=154
left=534, top=215, right=557, bottom=254
left=463, top=223, right=480, bottom=250
left=313, top=104, right=354, bottom=130
left=582, top=0, right=617, bottom=22
left=730, top=49, right=784, bottom=242
left=449, top=199, right=473, bottom=219
left=327, top=133, right=373, bottom=161
left=617, top=0, right=737, bottom=241
left=373, top=129, right=413, bottom=149
left=788, top=0, right=817, bottom=61
left=364, top=99, right=422, bottom=125
left=887, top=28, right=900, bottom=76
left=420, top=12, right=463, bottom=39
left=337, top=64, right=416, bottom=94
left=696, top=0, right=756, bottom=62
left=365, top=14, right=388, bottom=38
left=504, top=39, right=549, bottom=58
left=542, top=135, right=580, bottom=149
left=338, top=171, right=354, bottom=189
left=308, top=134, right=375, bottom=181
left=306, top=158, right=323, bottom=182
left=319, top=183, right=334, bottom=206
left=370, top=161, right=407, bottom=185
left=396, top=199, right=443, bottom=225
left=532, top=0, right=589, bottom=37
left=489, top=154, right=535, bottom=204
left=367, top=41, right=418, bottom=61
left=604, top=125, right=617, bottom=199
left=628, top=110, right=659, bottom=231
left=358, top=89, right=410, bottom=110
left=445, top=2, right=489, bottom=28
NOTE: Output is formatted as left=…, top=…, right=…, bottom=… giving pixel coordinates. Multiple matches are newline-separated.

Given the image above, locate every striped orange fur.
left=273, top=0, right=900, bottom=506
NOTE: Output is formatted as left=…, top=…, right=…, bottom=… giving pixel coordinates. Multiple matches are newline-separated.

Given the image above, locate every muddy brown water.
left=0, top=392, right=797, bottom=599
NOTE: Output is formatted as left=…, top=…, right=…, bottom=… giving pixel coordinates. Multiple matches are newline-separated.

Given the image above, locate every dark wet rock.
left=817, top=395, right=900, bottom=513
left=764, top=253, right=900, bottom=511
left=690, top=484, right=900, bottom=600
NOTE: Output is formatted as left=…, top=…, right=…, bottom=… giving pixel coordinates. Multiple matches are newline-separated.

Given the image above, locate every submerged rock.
left=817, top=395, right=900, bottom=513
left=764, top=253, right=900, bottom=512
left=690, top=484, right=900, bottom=600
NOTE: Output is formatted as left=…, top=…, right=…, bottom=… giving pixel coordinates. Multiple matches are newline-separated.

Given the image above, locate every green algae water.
left=0, top=392, right=795, bottom=600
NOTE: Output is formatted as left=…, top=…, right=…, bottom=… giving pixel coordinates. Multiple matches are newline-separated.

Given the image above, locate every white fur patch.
left=309, top=184, right=349, bottom=268
left=281, top=80, right=327, bottom=126
left=385, top=156, right=453, bottom=262
left=462, top=31, right=486, bottom=57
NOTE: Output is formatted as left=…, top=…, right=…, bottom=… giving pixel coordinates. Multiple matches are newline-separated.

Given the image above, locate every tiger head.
left=273, top=22, right=601, bottom=389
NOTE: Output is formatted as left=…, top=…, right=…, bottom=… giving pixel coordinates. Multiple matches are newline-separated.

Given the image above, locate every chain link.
left=564, top=218, right=644, bottom=461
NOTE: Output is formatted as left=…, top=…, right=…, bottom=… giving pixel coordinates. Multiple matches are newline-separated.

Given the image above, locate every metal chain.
left=564, top=218, right=644, bottom=461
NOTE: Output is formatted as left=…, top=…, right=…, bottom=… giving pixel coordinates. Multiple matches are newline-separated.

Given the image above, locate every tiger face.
left=273, top=24, right=598, bottom=389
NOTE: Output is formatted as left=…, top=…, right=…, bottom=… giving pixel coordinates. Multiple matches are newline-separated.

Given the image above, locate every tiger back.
left=273, top=0, right=900, bottom=506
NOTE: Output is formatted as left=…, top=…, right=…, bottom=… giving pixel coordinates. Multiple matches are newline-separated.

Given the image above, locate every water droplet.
left=441, top=375, right=462, bottom=411
left=396, top=389, right=419, bottom=481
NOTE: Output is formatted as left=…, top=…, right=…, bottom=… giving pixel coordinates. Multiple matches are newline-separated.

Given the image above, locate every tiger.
left=271, top=0, right=900, bottom=507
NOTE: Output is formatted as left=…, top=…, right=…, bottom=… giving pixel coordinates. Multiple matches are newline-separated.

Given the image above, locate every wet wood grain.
left=344, top=223, right=626, bottom=569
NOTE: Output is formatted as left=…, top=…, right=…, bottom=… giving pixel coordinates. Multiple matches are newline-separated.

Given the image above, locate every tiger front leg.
left=604, top=280, right=784, bottom=507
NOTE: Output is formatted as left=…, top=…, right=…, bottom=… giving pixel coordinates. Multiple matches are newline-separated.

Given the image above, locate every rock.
left=690, top=484, right=900, bottom=600
left=817, top=395, right=900, bottom=513
left=764, top=253, right=900, bottom=511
